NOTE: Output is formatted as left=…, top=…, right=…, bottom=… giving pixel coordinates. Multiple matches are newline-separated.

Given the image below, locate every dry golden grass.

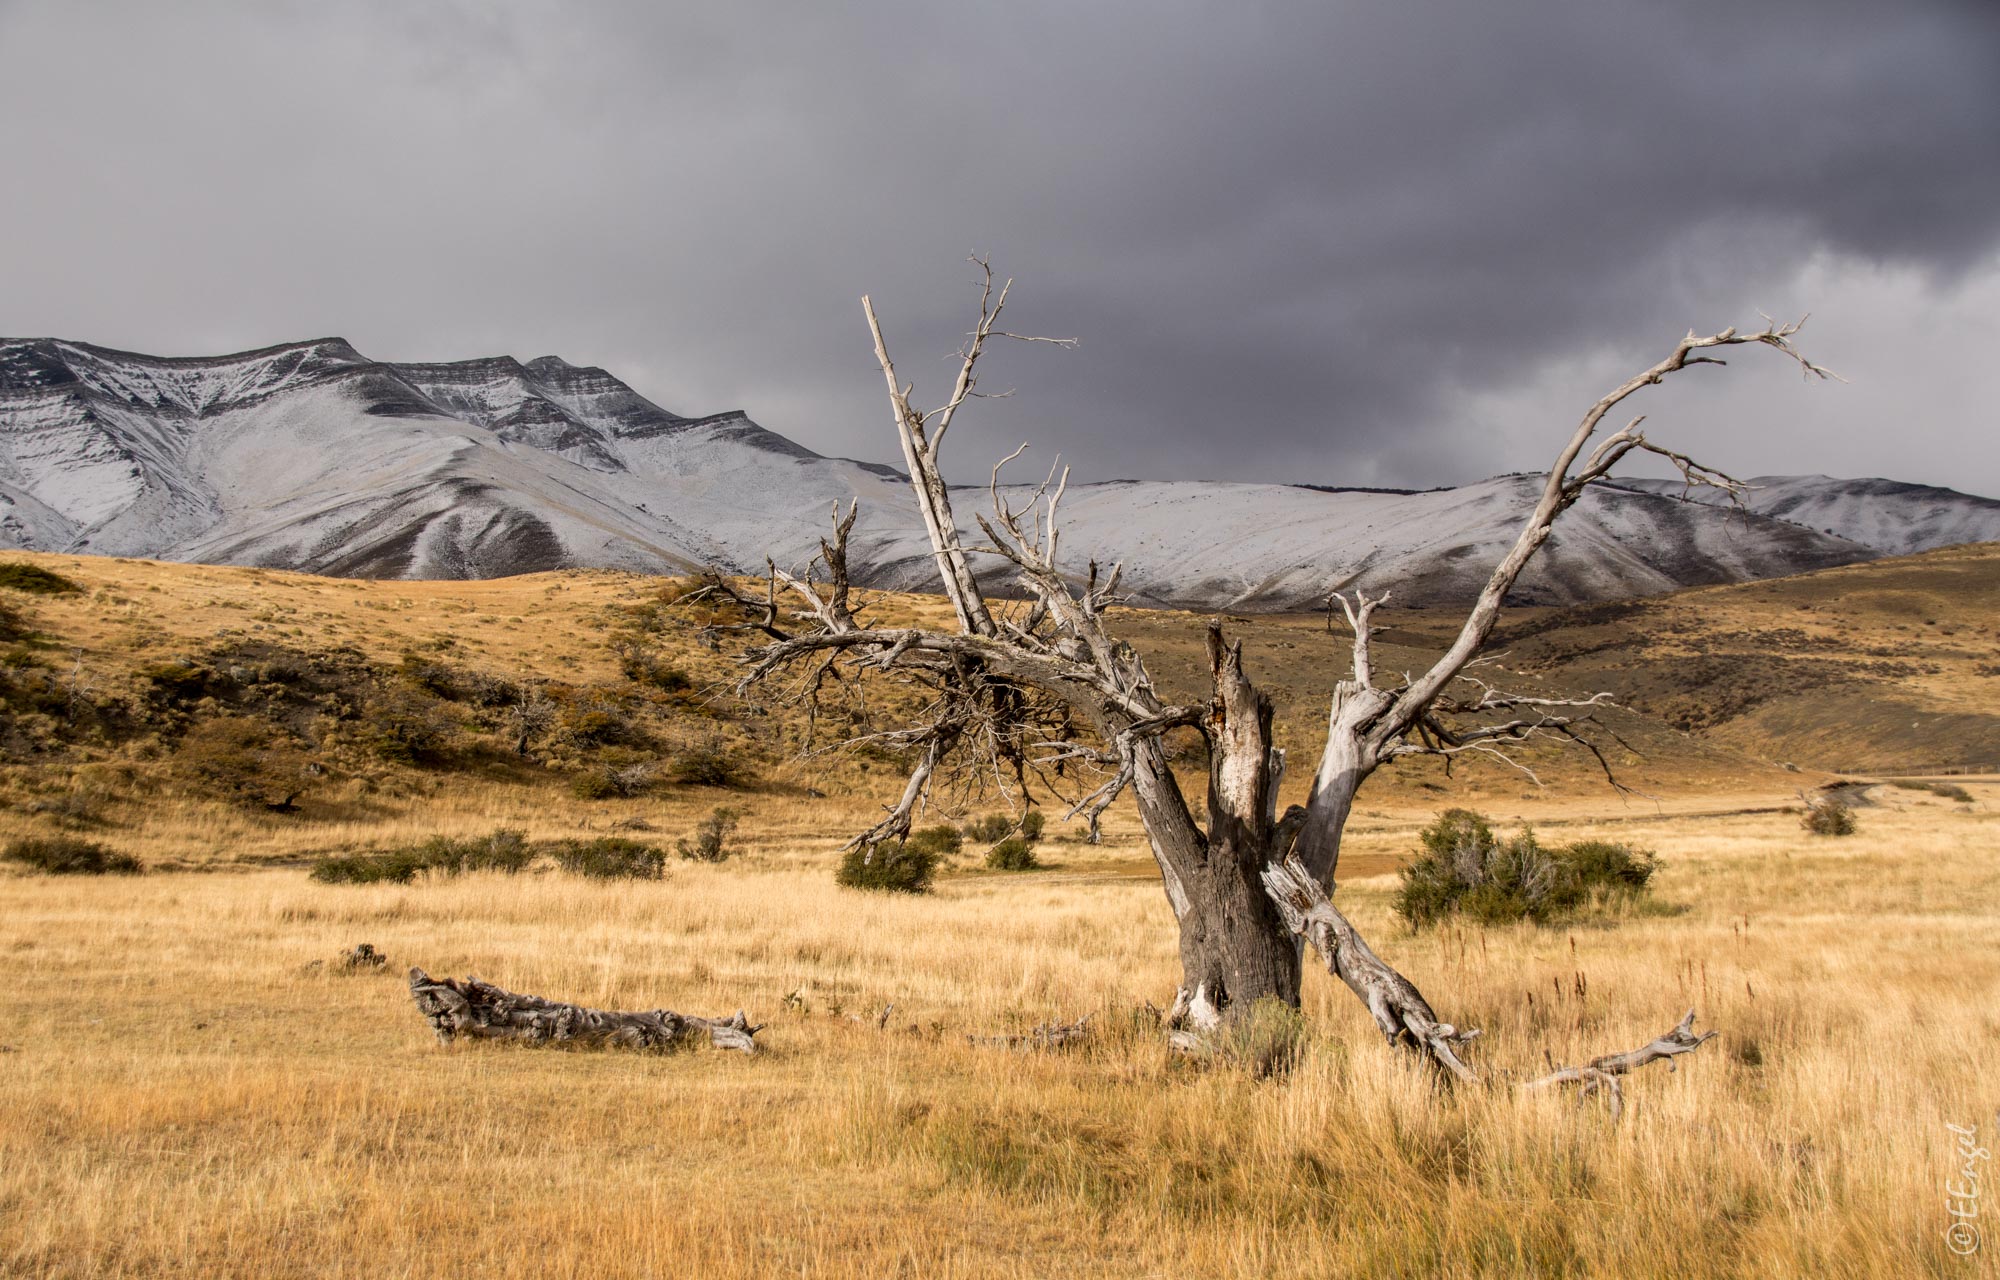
left=2, top=779, right=1995, bottom=1278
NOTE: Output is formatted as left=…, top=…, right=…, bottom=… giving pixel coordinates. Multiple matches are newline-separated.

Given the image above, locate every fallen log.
left=408, top=967, right=761, bottom=1054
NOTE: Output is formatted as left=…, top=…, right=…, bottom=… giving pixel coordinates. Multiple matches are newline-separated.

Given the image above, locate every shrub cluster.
left=3, top=835, right=142, bottom=875
left=548, top=837, right=668, bottom=880
left=1394, top=809, right=1657, bottom=928
left=836, top=840, right=937, bottom=893
left=311, top=829, right=535, bottom=884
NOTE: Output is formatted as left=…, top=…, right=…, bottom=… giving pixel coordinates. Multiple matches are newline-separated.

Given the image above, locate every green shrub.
left=964, top=813, right=1013, bottom=843
left=837, top=841, right=937, bottom=893
left=1557, top=839, right=1657, bottom=890
left=0, top=562, right=82, bottom=595
left=676, top=806, right=743, bottom=862
left=1019, top=810, right=1046, bottom=842
left=906, top=824, right=964, bottom=858
left=0, top=598, right=25, bottom=642
left=309, top=830, right=532, bottom=884
left=1394, top=809, right=1658, bottom=928
left=986, top=835, right=1040, bottom=871
left=4, top=835, right=141, bottom=875
left=1801, top=797, right=1857, bottom=836
left=549, top=837, right=667, bottom=880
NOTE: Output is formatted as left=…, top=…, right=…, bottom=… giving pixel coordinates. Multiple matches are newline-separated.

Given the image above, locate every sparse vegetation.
left=1394, top=808, right=1658, bottom=928
left=3, top=834, right=141, bottom=875
left=836, top=840, right=937, bottom=893
left=675, top=806, right=743, bottom=862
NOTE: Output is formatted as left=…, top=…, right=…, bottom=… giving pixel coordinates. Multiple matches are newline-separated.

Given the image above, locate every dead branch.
left=1261, top=857, right=1480, bottom=1080
left=1521, top=1010, right=1718, bottom=1121
left=408, top=968, right=761, bottom=1054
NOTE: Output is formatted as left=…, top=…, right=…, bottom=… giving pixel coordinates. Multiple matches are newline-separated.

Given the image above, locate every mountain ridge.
left=4, top=335, right=1995, bottom=609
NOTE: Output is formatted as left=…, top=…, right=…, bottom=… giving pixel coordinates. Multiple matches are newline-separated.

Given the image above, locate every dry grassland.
left=2, top=781, right=1995, bottom=1279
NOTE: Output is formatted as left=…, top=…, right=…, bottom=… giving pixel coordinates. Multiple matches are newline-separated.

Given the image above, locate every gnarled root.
left=1261, top=857, right=1481, bottom=1082
left=408, top=968, right=762, bottom=1054
left=1521, top=1009, right=1717, bottom=1121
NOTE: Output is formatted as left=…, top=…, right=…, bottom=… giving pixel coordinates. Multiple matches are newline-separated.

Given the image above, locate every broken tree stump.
left=407, top=968, right=762, bottom=1054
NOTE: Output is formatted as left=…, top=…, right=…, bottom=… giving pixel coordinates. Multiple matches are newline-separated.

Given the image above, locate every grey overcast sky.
left=3, top=1, right=1997, bottom=492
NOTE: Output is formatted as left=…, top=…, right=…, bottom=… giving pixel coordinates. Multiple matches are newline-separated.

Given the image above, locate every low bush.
left=986, top=835, right=1039, bottom=871
left=309, top=830, right=533, bottom=884
left=0, top=563, right=82, bottom=595
left=1394, top=809, right=1658, bottom=928
left=676, top=806, right=743, bottom=862
left=4, top=835, right=141, bottom=875
left=1801, top=797, right=1857, bottom=836
left=548, top=837, right=667, bottom=880
left=837, top=841, right=937, bottom=893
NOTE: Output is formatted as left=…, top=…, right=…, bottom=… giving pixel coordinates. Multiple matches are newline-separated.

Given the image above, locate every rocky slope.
left=2, top=335, right=1987, bottom=608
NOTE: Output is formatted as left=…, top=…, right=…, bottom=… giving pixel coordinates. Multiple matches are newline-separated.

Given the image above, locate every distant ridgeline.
left=3, top=335, right=1997, bottom=608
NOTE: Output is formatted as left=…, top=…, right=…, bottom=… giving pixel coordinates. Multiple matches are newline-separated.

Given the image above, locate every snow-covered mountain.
left=1610, top=476, right=2000, bottom=557
left=0, top=336, right=1983, bottom=609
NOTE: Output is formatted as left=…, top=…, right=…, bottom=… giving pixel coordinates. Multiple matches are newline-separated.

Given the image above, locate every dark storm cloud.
left=2, top=1, right=1996, bottom=490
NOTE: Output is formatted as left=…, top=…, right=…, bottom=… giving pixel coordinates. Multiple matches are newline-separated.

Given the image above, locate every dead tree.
left=725, top=260, right=1828, bottom=1069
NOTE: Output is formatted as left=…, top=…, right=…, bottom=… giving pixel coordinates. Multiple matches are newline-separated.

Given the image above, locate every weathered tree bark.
left=408, top=968, right=761, bottom=1053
